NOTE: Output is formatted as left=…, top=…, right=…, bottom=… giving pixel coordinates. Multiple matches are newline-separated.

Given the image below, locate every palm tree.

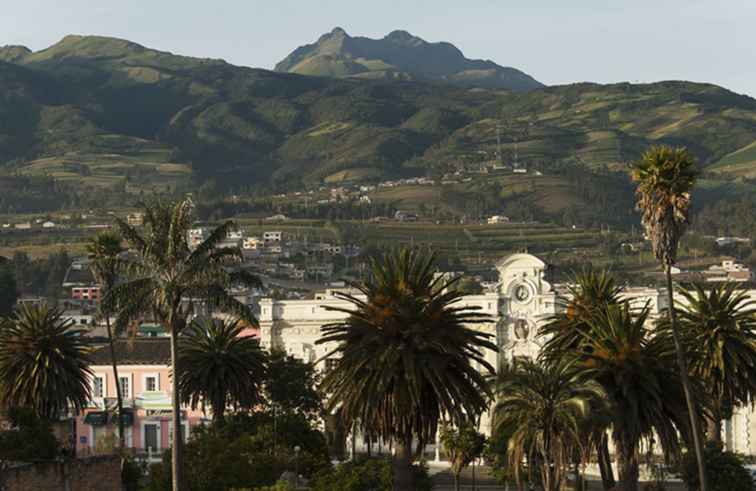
left=0, top=304, right=92, bottom=420
left=579, top=303, right=698, bottom=491
left=104, top=198, right=261, bottom=491
left=178, top=317, right=267, bottom=426
left=632, top=145, right=707, bottom=490
left=87, top=231, right=127, bottom=448
left=539, top=269, right=623, bottom=490
left=672, top=282, right=756, bottom=444
left=317, top=248, right=497, bottom=491
left=494, top=358, right=604, bottom=491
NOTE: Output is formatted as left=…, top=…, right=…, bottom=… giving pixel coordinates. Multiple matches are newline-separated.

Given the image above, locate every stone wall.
left=2, top=454, right=122, bottom=491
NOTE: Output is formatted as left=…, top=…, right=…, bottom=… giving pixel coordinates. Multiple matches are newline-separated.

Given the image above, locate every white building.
left=487, top=215, right=510, bottom=225
left=263, top=231, right=283, bottom=243
left=257, top=253, right=756, bottom=459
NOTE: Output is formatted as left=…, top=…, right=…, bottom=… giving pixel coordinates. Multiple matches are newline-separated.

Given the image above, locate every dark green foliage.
left=0, top=304, right=92, bottom=419
left=0, top=407, right=59, bottom=461
left=0, top=262, right=17, bottom=316
left=317, top=248, right=497, bottom=490
left=440, top=421, right=487, bottom=490
left=147, top=417, right=330, bottom=491
left=679, top=442, right=754, bottom=491
left=121, top=455, right=144, bottom=491
left=178, top=317, right=268, bottom=425
left=264, top=349, right=321, bottom=419
left=311, top=457, right=432, bottom=491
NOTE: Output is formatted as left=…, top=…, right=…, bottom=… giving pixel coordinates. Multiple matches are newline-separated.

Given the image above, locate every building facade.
left=75, top=339, right=207, bottom=459
left=258, top=253, right=756, bottom=457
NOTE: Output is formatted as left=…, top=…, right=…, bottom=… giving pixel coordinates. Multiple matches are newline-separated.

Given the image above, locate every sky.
left=2, top=0, right=754, bottom=96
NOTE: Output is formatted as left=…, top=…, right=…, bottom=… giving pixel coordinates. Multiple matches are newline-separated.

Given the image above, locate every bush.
left=679, top=442, right=754, bottom=491
left=311, top=457, right=432, bottom=491
left=146, top=420, right=331, bottom=491
left=0, top=407, right=59, bottom=461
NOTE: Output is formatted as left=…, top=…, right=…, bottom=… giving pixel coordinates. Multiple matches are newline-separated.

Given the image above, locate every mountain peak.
left=0, top=45, right=32, bottom=63
left=276, top=28, right=544, bottom=91
left=384, top=30, right=425, bottom=46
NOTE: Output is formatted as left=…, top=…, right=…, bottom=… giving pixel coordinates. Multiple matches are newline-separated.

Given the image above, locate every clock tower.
left=495, top=253, right=558, bottom=364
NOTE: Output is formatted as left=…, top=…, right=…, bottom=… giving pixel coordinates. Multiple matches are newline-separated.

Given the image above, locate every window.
left=143, top=373, right=160, bottom=393
left=145, top=376, right=157, bottom=392
left=92, top=375, right=105, bottom=398
left=119, top=376, right=130, bottom=398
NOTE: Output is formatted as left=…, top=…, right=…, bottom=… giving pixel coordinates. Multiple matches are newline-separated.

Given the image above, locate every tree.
left=440, top=421, right=486, bottom=491
left=494, top=358, right=603, bottom=491
left=578, top=303, right=698, bottom=491
left=679, top=442, right=755, bottom=491
left=87, top=232, right=127, bottom=448
left=264, top=349, right=322, bottom=419
left=0, top=304, right=92, bottom=420
left=0, top=407, right=60, bottom=462
left=317, top=248, right=497, bottom=491
left=672, top=282, right=756, bottom=443
left=633, top=145, right=707, bottom=491
left=178, top=317, right=267, bottom=426
left=0, top=262, right=17, bottom=317
left=105, top=198, right=261, bottom=491
left=539, top=269, right=624, bottom=490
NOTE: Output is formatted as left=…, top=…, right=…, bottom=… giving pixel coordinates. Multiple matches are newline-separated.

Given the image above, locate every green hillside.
left=0, top=35, right=755, bottom=208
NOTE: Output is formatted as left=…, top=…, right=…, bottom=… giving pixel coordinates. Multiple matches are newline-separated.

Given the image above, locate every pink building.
left=71, top=286, right=101, bottom=303
left=75, top=338, right=208, bottom=459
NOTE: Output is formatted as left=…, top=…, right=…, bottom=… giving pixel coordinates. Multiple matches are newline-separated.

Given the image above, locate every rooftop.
left=90, top=338, right=171, bottom=366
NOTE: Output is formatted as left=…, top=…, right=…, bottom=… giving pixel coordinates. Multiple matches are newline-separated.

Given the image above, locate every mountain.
left=275, top=27, right=544, bottom=92
left=0, top=34, right=755, bottom=205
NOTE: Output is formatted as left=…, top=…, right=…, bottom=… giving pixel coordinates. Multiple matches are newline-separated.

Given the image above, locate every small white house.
left=263, top=231, right=282, bottom=243
left=487, top=216, right=510, bottom=225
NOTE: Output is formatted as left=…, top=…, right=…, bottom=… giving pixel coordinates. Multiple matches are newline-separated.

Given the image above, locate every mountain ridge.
left=275, top=27, right=544, bottom=91
left=0, top=34, right=755, bottom=198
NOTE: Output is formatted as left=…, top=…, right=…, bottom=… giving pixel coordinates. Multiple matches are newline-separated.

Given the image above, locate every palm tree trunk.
left=706, top=405, right=722, bottom=445
left=597, top=434, right=616, bottom=490
left=105, top=316, right=125, bottom=450
left=665, top=265, right=708, bottom=491
left=706, top=416, right=722, bottom=445
left=393, top=436, right=414, bottom=491
left=170, top=327, right=184, bottom=491
left=616, top=439, right=639, bottom=491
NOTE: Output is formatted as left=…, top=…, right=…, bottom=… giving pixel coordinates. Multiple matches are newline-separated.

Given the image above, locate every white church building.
left=256, top=253, right=756, bottom=458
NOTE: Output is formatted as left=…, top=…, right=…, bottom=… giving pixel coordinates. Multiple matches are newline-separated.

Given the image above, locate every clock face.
left=515, top=284, right=531, bottom=302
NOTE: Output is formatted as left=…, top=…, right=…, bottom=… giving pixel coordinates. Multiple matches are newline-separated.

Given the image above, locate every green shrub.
left=146, top=421, right=331, bottom=491
left=311, top=457, right=432, bottom=491
left=680, top=442, right=754, bottom=491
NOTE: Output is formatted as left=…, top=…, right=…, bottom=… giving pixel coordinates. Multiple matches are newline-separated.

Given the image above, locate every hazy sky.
left=2, top=0, right=754, bottom=96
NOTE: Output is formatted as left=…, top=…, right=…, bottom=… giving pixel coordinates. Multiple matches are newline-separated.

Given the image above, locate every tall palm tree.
left=317, top=249, right=497, bottom=491
left=494, top=358, right=604, bottom=491
left=87, top=231, right=127, bottom=448
left=0, top=304, right=92, bottom=420
left=579, top=303, right=698, bottom=491
left=672, top=282, right=756, bottom=443
left=539, top=269, right=623, bottom=490
left=104, top=198, right=261, bottom=491
left=178, top=317, right=267, bottom=426
left=632, top=145, right=707, bottom=490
